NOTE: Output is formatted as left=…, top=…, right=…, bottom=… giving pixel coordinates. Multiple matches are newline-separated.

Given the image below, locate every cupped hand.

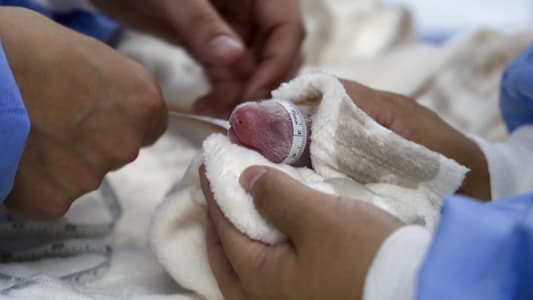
left=200, top=166, right=400, bottom=300
left=0, top=7, right=167, bottom=219
left=340, top=79, right=491, bottom=200
left=91, top=0, right=304, bottom=118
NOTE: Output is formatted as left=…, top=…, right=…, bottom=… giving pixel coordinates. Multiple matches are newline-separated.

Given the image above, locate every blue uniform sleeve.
left=417, top=193, right=533, bottom=300
left=0, top=40, right=30, bottom=202
left=500, top=42, right=533, bottom=132
left=417, top=41, right=533, bottom=300
left=0, top=0, right=119, bottom=43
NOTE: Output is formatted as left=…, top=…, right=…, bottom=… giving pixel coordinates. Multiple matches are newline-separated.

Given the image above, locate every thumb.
left=166, top=0, right=244, bottom=66
left=240, top=166, right=329, bottom=246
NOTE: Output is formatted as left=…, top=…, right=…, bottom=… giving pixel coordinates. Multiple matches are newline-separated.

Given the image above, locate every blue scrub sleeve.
left=0, top=0, right=119, bottom=43
left=417, top=41, right=533, bottom=300
left=500, top=42, right=533, bottom=132
left=0, top=40, right=30, bottom=202
left=417, top=193, right=533, bottom=300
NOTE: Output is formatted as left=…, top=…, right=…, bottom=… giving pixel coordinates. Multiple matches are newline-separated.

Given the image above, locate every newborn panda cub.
left=228, top=100, right=312, bottom=167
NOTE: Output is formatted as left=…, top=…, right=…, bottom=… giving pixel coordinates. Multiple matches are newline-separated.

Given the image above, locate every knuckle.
left=121, top=146, right=141, bottom=164
left=143, top=87, right=165, bottom=118
left=106, top=142, right=140, bottom=167
left=77, top=172, right=105, bottom=194
left=133, top=69, right=166, bottom=119
left=138, top=93, right=166, bottom=134
left=123, top=63, right=167, bottom=142
left=40, top=193, right=72, bottom=219
left=188, top=12, right=222, bottom=37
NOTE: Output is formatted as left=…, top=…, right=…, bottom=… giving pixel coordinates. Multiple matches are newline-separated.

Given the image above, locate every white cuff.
left=469, top=125, right=533, bottom=200
left=363, top=225, right=432, bottom=300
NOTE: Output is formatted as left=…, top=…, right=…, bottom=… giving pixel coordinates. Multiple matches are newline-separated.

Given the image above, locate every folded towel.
left=150, top=73, right=468, bottom=299
left=273, top=73, right=468, bottom=209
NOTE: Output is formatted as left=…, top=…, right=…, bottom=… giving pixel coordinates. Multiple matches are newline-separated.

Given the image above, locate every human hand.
left=339, top=79, right=491, bottom=200
left=0, top=8, right=167, bottom=219
left=201, top=166, right=400, bottom=300
left=91, top=0, right=304, bottom=118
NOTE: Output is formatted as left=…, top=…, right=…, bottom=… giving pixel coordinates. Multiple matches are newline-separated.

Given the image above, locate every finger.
left=199, top=166, right=295, bottom=284
left=192, top=67, right=245, bottom=118
left=287, top=53, right=304, bottom=81
left=164, top=0, right=245, bottom=66
left=137, top=76, right=168, bottom=146
left=141, top=103, right=168, bottom=146
left=338, top=78, right=394, bottom=127
left=192, top=49, right=257, bottom=116
left=192, top=82, right=242, bottom=118
left=109, top=56, right=167, bottom=147
left=239, top=166, right=330, bottom=247
left=243, top=1, right=305, bottom=100
left=240, top=50, right=301, bottom=102
left=205, top=214, right=247, bottom=300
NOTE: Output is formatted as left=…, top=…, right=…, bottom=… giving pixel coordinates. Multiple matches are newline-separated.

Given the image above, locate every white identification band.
left=273, top=99, right=308, bottom=165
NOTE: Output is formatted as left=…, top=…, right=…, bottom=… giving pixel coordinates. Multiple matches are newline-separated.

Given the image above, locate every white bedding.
left=1, top=0, right=532, bottom=298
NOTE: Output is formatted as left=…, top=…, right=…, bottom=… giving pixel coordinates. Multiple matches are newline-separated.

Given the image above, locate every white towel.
left=273, top=73, right=468, bottom=211
left=150, top=73, right=468, bottom=299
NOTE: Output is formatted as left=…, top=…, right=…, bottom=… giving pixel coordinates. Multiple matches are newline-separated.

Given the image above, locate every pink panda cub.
left=228, top=100, right=312, bottom=167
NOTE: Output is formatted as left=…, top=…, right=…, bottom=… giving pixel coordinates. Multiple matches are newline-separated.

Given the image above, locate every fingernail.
left=209, top=35, right=244, bottom=62
left=240, top=167, right=268, bottom=192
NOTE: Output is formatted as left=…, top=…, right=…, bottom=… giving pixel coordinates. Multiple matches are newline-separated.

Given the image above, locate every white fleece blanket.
left=2, top=1, right=532, bottom=298
left=150, top=73, right=467, bottom=299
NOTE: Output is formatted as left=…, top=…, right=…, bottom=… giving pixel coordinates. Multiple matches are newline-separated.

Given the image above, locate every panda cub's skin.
left=228, top=100, right=312, bottom=167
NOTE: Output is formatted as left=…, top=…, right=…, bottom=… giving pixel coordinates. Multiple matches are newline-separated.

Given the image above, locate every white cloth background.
left=2, top=0, right=533, bottom=298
